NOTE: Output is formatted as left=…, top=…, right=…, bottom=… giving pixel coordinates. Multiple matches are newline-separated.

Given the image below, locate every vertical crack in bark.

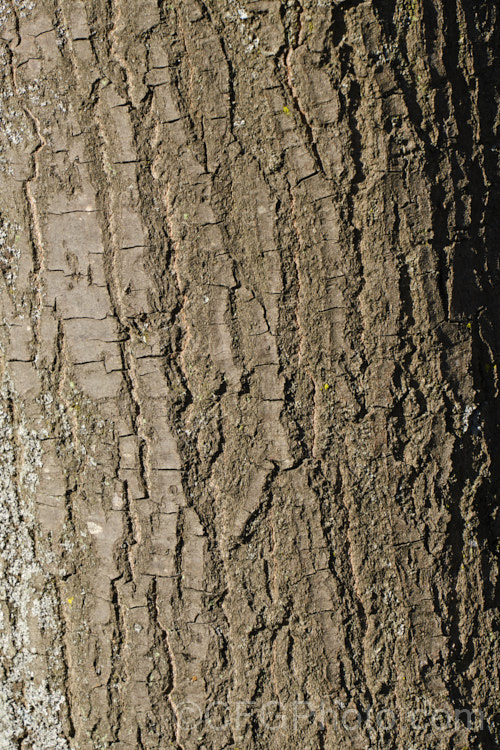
left=149, top=575, right=186, bottom=750
left=278, top=0, right=326, bottom=178
left=108, top=576, right=125, bottom=741
left=7, top=21, right=46, bottom=348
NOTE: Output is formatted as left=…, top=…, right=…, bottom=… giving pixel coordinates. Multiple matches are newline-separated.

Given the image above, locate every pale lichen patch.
left=0, top=374, right=68, bottom=749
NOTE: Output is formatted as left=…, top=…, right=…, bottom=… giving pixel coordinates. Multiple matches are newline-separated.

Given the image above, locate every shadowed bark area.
left=0, top=0, right=498, bottom=748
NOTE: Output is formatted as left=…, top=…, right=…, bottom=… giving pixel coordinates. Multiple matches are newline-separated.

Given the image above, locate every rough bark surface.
left=0, top=0, right=499, bottom=748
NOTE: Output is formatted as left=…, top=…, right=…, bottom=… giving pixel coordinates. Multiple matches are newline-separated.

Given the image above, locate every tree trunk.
left=0, top=0, right=498, bottom=747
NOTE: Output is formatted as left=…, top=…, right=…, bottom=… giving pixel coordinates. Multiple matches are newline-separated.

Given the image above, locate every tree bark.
left=0, top=0, right=498, bottom=748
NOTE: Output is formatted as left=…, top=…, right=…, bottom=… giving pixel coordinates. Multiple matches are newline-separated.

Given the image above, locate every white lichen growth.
left=0, top=0, right=35, bottom=29
left=226, top=1, right=259, bottom=52
left=0, top=374, right=68, bottom=749
left=0, top=218, right=20, bottom=287
left=462, top=403, right=475, bottom=433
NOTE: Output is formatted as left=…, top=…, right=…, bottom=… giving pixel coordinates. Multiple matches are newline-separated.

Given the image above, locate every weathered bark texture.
left=0, top=0, right=499, bottom=748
